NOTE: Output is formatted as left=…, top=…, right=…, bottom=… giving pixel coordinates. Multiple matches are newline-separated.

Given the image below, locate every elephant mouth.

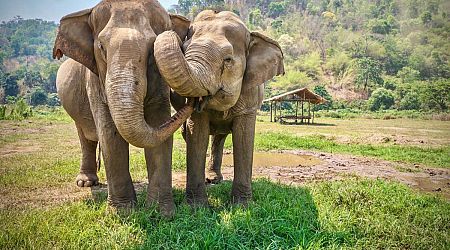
left=194, top=96, right=211, bottom=113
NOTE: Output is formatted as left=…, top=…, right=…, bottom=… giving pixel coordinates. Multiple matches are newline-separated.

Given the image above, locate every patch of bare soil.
left=196, top=151, right=448, bottom=199
left=334, top=134, right=438, bottom=147
left=0, top=145, right=42, bottom=156
left=0, top=182, right=148, bottom=210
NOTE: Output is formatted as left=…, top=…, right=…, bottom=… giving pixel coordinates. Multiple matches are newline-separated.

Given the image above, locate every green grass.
left=223, top=133, right=450, bottom=168
left=1, top=179, right=448, bottom=249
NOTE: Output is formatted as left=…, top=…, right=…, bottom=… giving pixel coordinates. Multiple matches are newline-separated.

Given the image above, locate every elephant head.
left=154, top=10, right=284, bottom=111
left=53, top=0, right=192, bottom=148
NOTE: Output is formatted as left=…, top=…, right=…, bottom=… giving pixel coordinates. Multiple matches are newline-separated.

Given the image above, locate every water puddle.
left=400, top=175, right=450, bottom=199
left=221, top=152, right=323, bottom=168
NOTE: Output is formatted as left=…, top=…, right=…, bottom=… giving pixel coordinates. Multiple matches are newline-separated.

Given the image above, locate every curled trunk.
left=154, top=31, right=221, bottom=97
left=105, top=37, right=194, bottom=148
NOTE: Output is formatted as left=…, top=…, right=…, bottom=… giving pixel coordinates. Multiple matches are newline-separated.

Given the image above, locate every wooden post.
left=274, top=101, right=277, bottom=122
left=270, top=101, right=273, bottom=122
left=295, top=100, right=298, bottom=124
left=308, top=101, right=311, bottom=124
left=312, top=104, right=315, bottom=124
left=279, top=101, right=282, bottom=123
left=301, top=100, right=304, bottom=124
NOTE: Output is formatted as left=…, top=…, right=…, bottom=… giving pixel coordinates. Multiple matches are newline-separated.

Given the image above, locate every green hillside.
left=0, top=17, right=59, bottom=106
left=172, top=0, right=450, bottom=111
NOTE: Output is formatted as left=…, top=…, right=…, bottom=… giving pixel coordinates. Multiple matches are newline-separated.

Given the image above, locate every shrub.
left=399, top=91, right=420, bottom=110
left=0, top=105, right=6, bottom=119
left=47, top=93, right=60, bottom=106
left=30, top=88, right=48, bottom=106
left=367, top=88, right=395, bottom=111
left=419, top=78, right=450, bottom=111
left=6, top=97, right=32, bottom=120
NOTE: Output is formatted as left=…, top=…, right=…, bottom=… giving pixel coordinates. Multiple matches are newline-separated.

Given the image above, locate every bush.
left=419, top=79, right=450, bottom=111
left=30, top=88, right=48, bottom=106
left=367, top=88, right=395, bottom=111
left=47, top=93, right=60, bottom=107
left=399, top=91, right=420, bottom=110
left=3, top=97, right=33, bottom=120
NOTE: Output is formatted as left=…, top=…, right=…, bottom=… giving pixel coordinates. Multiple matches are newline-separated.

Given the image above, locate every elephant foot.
left=147, top=194, right=175, bottom=218
left=186, top=189, right=209, bottom=207
left=231, top=187, right=252, bottom=207
left=107, top=198, right=137, bottom=215
left=232, top=195, right=252, bottom=207
left=205, top=170, right=223, bottom=184
left=76, top=172, right=99, bottom=187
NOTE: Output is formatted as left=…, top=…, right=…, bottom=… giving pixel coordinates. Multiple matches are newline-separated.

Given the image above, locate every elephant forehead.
left=191, top=21, right=248, bottom=50
left=91, top=0, right=170, bottom=35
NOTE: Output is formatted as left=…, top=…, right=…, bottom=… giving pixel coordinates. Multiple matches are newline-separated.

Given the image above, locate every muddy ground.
left=177, top=150, right=450, bottom=199
left=3, top=150, right=448, bottom=210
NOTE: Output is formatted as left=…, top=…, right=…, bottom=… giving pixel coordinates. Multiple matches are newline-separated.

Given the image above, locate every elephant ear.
left=53, top=8, right=97, bottom=75
left=243, top=31, right=284, bottom=90
left=169, top=13, right=190, bottom=41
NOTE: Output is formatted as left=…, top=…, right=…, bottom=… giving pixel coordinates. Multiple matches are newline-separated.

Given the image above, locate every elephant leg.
left=144, top=102, right=175, bottom=217
left=231, top=112, right=256, bottom=205
left=86, top=71, right=135, bottom=209
left=186, top=112, right=209, bottom=206
left=75, top=123, right=98, bottom=187
left=92, top=104, right=136, bottom=209
left=206, top=134, right=227, bottom=184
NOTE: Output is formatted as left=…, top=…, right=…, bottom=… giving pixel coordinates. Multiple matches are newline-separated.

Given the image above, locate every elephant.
left=154, top=10, right=284, bottom=206
left=53, top=0, right=193, bottom=216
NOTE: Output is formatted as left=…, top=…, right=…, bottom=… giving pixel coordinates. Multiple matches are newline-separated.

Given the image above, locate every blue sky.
left=0, top=0, right=178, bottom=22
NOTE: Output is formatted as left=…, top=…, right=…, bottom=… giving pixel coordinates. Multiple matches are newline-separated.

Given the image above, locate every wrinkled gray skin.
left=155, top=10, right=284, bottom=205
left=54, top=0, right=193, bottom=216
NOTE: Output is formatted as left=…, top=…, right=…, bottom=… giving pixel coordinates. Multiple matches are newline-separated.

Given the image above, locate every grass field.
left=1, top=110, right=449, bottom=249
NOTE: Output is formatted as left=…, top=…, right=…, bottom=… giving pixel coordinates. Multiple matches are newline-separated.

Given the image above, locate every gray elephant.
left=154, top=10, right=284, bottom=206
left=54, top=0, right=193, bottom=216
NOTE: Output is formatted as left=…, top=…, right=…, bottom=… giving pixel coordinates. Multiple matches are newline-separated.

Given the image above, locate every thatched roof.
left=263, top=88, right=326, bottom=104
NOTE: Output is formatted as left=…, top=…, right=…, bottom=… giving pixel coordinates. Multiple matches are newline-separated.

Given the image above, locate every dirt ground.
left=175, top=150, right=450, bottom=200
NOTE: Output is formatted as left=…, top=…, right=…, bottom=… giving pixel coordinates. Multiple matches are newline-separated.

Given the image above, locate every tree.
left=268, top=1, right=287, bottom=18
left=249, top=8, right=263, bottom=27
left=1, top=73, right=19, bottom=98
left=420, top=79, right=450, bottom=111
left=367, top=87, right=395, bottom=111
left=420, top=11, right=432, bottom=25
left=354, top=57, right=383, bottom=90
left=313, top=85, right=333, bottom=110
left=398, top=91, right=420, bottom=110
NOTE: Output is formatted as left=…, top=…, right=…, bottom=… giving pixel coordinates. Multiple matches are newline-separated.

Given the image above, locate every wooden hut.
left=264, top=88, right=326, bottom=124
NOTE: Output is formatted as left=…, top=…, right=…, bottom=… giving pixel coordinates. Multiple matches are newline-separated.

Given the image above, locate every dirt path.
left=2, top=151, right=449, bottom=210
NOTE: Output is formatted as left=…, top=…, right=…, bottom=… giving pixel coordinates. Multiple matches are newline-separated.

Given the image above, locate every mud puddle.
left=221, top=152, right=323, bottom=168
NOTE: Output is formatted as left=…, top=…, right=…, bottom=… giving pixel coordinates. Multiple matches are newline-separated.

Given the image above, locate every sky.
left=0, top=0, right=178, bottom=22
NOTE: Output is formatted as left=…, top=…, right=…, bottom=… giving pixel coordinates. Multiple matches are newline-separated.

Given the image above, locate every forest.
left=0, top=0, right=449, bottom=115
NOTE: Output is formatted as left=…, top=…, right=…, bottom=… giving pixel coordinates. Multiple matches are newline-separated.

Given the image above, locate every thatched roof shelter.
left=264, top=88, right=326, bottom=124
left=263, top=88, right=326, bottom=104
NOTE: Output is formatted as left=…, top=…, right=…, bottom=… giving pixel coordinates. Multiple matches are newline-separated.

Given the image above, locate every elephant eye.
left=224, top=56, right=233, bottom=64
left=98, top=41, right=107, bottom=60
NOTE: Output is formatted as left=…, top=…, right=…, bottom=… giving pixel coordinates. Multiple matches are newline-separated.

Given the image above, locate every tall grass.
left=1, top=179, right=448, bottom=249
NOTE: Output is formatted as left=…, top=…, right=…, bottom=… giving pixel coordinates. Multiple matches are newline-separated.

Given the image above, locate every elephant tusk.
left=194, top=96, right=211, bottom=113
left=97, top=144, right=101, bottom=172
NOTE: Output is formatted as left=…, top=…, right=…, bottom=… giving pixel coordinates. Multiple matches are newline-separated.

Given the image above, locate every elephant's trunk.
left=154, top=31, right=222, bottom=97
left=106, top=37, right=193, bottom=148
